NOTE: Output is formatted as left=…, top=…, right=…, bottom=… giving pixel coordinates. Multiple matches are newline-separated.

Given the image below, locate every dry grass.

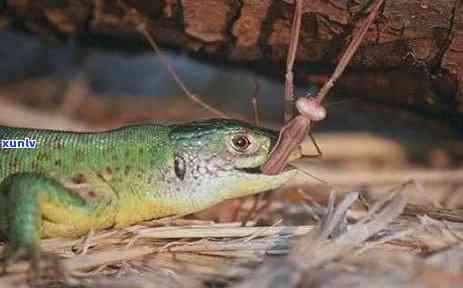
left=1, top=183, right=463, bottom=288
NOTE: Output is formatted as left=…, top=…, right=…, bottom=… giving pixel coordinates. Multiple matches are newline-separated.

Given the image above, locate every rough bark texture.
left=2, top=0, right=463, bottom=120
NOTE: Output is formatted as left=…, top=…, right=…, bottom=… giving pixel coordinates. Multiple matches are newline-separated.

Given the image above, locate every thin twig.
left=136, top=24, right=228, bottom=118
left=403, top=204, right=463, bottom=223
left=298, top=167, right=463, bottom=186
left=241, top=194, right=264, bottom=227
left=76, top=229, right=95, bottom=255
left=136, top=224, right=313, bottom=239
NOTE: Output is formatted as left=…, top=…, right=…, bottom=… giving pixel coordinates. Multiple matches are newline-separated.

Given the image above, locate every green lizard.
left=0, top=119, right=297, bottom=272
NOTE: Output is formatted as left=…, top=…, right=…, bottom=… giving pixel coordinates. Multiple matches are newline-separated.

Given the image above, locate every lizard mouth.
left=236, top=167, right=262, bottom=174
left=236, top=165, right=295, bottom=175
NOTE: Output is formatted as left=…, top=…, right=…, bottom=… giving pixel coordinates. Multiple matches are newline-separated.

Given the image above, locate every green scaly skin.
left=0, top=119, right=296, bottom=271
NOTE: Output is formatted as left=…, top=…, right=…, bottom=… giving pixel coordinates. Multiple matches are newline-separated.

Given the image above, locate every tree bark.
left=3, top=0, right=463, bottom=120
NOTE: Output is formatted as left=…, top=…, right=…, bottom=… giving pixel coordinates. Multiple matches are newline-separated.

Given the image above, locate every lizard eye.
left=231, top=134, right=251, bottom=152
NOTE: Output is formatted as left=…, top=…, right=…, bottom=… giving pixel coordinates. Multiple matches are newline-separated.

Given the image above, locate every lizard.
left=0, top=119, right=298, bottom=273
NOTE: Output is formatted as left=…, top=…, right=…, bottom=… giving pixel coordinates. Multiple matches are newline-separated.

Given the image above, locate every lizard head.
left=169, top=119, right=298, bottom=210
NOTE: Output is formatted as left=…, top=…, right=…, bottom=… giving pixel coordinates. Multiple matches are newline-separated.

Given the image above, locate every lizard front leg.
left=0, top=173, right=115, bottom=274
